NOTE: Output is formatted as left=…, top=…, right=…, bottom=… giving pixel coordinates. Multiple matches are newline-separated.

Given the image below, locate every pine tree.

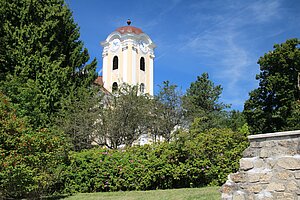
left=0, top=0, right=97, bottom=128
left=183, top=73, right=229, bottom=131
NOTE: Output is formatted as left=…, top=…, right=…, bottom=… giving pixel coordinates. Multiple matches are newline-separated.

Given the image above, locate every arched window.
left=113, top=56, right=118, bottom=70
left=112, top=82, right=118, bottom=92
left=140, top=57, right=145, bottom=71
left=140, top=83, right=145, bottom=94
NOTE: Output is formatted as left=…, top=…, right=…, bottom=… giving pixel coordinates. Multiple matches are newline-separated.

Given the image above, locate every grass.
left=64, top=187, right=221, bottom=200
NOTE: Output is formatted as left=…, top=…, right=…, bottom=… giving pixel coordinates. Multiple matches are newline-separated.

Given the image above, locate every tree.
left=150, top=81, right=184, bottom=142
left=0, top=93, right=69, bottom=199
left=225, top=110, right=247, bottom=132
left=244, top=38, right=300, bottom=134
left=184, top=73, right=228, bottom=113
left=95, top=84, right=151, bottom=149
left=0, top=0, right=97, bottom=128
left=183, top=73, right=229, bottom=131
left=55, top=87, right=103, bottom=151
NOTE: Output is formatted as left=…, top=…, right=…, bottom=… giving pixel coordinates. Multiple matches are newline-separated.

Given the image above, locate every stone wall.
left=221, top=130, right=300, bottom=200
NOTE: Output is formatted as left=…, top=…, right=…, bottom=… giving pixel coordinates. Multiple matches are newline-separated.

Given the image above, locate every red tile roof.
left=116, top=26, right=143, bottom=35
left=94, top=76, right=103, bottom=86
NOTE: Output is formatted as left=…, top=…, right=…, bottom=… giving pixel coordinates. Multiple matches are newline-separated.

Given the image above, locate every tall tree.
left=183, top=73, right=229, bottom=131
left=95, top=84, right=151, bottom=149
left=55, top=87, right=103, bottom=151
left=244, top=38, right=300, bottom=134
left=184, top=73, right=228, bottom=114
left=150, top=81, right=184, bottom=142
left=0, top=0, right=97, bottom=128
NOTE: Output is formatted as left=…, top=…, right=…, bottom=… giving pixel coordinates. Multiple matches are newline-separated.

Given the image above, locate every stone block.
left=278, top=139, right=297, bottom=148
left=295, top=172, right=300, bottom=179
left=230, top=172, right=247, bottom=183
left=221, top=182, right=237, bottom=194
left=266, top=182, right=285, bottom=192
left=248, top=173, right=260, bottom=183
left=277, top=157, right=300, bottom=170
left=240, top=159, right=254, bottom=171
left=274, top=192, right=295, bottom=200
left=261, top=141, right=275, bottom=148
left=256, top=191, right=273, bottom=200
left=276, top=171, right=293, bottom=180
left=250, top=141, right=262, bottom=148
left=253, top=158, right=264, bottom=168
left=259, top=148, right=270, bottom=158
left=286, top=180, right=298, bottom=191
left=232, top=192, right=245, bottom=200
left=243, top=148, right=259, bottom=158
left=259, top=173, right=272, bottom=183
left=266, top=158, right=276, bottom=168
left=245, top=184, right=263, bottom=194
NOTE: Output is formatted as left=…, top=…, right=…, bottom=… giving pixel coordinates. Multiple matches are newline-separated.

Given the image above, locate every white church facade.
left=100, top=20, right=155, bottom=95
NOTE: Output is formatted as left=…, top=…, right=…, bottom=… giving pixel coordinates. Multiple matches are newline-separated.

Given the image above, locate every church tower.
left=101, top=20, right=155, bottom=95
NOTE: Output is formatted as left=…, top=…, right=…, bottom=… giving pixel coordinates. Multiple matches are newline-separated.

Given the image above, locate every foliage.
left=0, top=0, right=97, bottom=128
left=150, top=81, right=184, bottom=142
left=285, top=100, right=300, bottom=130
left=186, top=123, right=249, bottom=185
left=95, top=84, right=152, bottom=149
left=0, top=93, right=70, bottom=199
left=60, top=127, right=248, bottom=193
left=182, top=73, right=230, bottom=131
left=55, top=87, right=103, bottom=151
left=184, top=73, right=229, bottom=114
left=244, top=38, right=300, bottom=134
left=225, top=110, right=247, bottom=132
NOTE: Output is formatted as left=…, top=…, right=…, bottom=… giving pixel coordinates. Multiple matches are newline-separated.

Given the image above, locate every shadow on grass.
left=41, top=194, right=70, bottom=200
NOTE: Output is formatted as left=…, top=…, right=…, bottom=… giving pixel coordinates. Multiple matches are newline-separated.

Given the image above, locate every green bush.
left=0, top=93, right=70, bottom=199
left=62, top=126, right=248, bottom=193
left=0, top=91, right=248, bottom=196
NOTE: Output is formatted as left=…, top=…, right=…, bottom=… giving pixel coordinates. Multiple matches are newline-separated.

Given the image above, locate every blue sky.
left=66, top=0, right=300, bottom=111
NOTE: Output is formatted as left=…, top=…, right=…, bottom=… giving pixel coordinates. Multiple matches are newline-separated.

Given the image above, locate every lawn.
left=65, top=187, right=220, bottom=200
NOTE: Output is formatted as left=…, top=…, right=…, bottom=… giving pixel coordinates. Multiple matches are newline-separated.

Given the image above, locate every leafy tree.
left=0, top=93, right=69, bottom=199
left=225, top=110, right=247, bottom=132
left=244, top=38, right=300, bottom=134
left=183, top=73, right=229, bottom=131
left=150, top=81, right=184, bottom=142
left=0, top=0, right=97, bottom=128
left=55, top=87, right=103, bottom=151
left=95, top=84, right=151, bottom=149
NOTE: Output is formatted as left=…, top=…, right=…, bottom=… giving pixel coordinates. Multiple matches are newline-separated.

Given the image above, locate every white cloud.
left=249, top=0, right=280, bottom=22
left=180, top=0, right=281, bottom=102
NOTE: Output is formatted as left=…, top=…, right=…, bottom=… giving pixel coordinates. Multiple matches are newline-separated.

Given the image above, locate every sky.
left=66, top=0, right=300, bottom=111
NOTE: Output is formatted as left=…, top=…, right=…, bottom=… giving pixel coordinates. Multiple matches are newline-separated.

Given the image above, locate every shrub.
left=0, top=93, right=70, bottom=199
left=62, top=126, right=248, bottom=193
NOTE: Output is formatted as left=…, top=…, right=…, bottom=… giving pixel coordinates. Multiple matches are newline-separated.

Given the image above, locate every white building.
left=100, top=19, right=155, bottom=95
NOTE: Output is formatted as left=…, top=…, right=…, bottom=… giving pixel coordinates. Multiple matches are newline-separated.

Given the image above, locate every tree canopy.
left=244, top=38, right=300, bottom=134
left=184, top=73, right=228, bottom=114
left=183, top=73, right=231, bottom=132
left=0, top=0, right=97, bottom=128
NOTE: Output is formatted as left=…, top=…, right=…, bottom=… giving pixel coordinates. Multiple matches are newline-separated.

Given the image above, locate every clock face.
left=139, top=40, right=148, bottom=53
left=110, top=38, right=120, bottom=52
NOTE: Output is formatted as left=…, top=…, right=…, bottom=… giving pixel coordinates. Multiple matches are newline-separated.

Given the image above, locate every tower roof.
left=116, top=26, right=143, bottom=35
left=115, top=19, right=143, bottom=35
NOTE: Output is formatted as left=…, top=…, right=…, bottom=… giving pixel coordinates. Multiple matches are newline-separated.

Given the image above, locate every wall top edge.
left=248, top=130, right=300, bottom=140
